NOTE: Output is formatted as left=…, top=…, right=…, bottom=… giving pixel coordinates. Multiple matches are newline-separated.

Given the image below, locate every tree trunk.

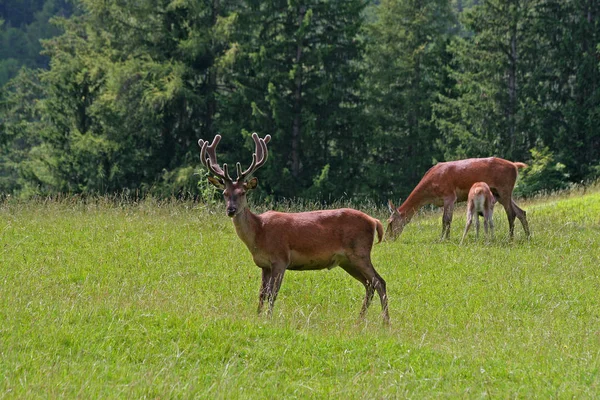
left=205, top=0, right=220, bottom=138
left=291, top=5, right=306, bottom=179
left=581, top=0, right=597, bottom=176
left=77, top=77, right=90, bottom=134
left=507, top=19, right=518, bottom=158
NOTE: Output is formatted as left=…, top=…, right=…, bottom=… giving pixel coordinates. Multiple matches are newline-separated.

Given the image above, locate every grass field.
left=1, top=190, right=599, bottom=398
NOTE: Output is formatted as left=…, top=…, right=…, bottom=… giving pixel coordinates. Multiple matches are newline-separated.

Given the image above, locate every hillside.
left=0, top=191, right=598, bottom=397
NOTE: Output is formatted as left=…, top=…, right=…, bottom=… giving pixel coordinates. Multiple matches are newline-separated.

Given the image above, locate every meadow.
left=1, top=190, right=599, bottom=398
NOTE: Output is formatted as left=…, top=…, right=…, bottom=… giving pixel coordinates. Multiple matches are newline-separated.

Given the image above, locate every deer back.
left=244, top=208, right=381, bottom=268
left=421, top=157, right=520, bottom=200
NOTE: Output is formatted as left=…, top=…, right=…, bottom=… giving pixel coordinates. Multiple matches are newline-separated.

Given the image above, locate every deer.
left=386, top=157, right=530, bottom=241
left=460, top=182, right=496, bottom=244
left=197, top=133, right=390, bottom=324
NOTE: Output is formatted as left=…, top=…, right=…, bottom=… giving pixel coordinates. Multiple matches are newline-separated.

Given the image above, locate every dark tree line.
left=1, top=0, right=599, bottom=201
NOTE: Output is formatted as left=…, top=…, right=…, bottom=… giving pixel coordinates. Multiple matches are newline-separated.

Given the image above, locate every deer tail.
left=375, top=220, right=384, bottom=243
left=514, top=162, right=528, bottom=169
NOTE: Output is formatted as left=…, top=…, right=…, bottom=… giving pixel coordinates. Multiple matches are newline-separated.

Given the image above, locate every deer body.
left=387, top=157, right=529, bottom=240
left=198, top=133, right=389, bottom=323
left=460, top=182, right=496, bottom=244
left=235, top=208, right=382, bottom=271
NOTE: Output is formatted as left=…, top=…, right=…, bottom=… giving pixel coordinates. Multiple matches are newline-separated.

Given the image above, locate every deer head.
left=385, top=199, right=408, bottom=240
left=198, top=133, right=271, bottom=217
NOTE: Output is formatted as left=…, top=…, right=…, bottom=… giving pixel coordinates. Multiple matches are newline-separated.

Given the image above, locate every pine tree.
left=363, top=0, right=456, bottom=199
left=11, top=0, right=242, bottom=195
left=434, top=0, right=539, bottom=163
left=219, top=0, right=368, bottom=199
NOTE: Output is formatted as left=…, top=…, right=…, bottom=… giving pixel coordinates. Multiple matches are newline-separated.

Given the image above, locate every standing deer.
left=460, top=182, right=496, bottom=244
left=198, top=133, right=389, bottom=324
left=386, top=157, right=530, bottom=241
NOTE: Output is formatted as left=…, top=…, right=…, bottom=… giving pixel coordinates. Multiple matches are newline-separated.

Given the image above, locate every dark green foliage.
left=0, top=0, right=599, bottom=200
left=527, top=0, right=600, bottom=182
left=434, top=0, right=538, bottom=162
left=2, top=0, right=243, bottom=196
left=0, top=0, right=73, bottom=86
left=514, top=146, right=570, bottom=197
left=221, top=0, right=368, bottom=199
left=434, top=0, right=600, bottom=182
left=0, top=69, right=47, bottom=196
left=363, top=0, right=455, bottom=200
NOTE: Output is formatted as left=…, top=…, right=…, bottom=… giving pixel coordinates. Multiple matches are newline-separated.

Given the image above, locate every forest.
left=1, top=0, right=599, bottom=202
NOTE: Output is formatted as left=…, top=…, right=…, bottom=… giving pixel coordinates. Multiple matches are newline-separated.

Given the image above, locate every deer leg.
left=460, top=212, right=473, bottom=245
left=484, top=214, right=488, bottom=234
left=257, top=268, right=272, bottom=315
left=342, top=259, right=389, bottom=325
left=265, top=263, right=287, bottom=317
left=483, top=213, right=488, bottom=236
left=499, top=197, right=516, bottom=239
left=372, top=271, right=389, bottom=325
left=340, top=264, right=372, bottom=317
left=441, top=195, right=457, bottom=240
left=475, top=214, right=481, bottom=239
left=363, top=273, right=389, bottom=325
left=512, top=200, right=530, bottom=238
left=362, top=283, right=376, bottom=318
left=484, top=208, right=494, bottom=241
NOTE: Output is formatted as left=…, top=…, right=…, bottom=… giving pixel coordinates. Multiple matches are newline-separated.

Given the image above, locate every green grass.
left=1, top=192, right=599, bottom=398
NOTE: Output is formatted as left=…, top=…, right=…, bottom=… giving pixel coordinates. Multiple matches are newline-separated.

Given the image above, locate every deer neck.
left=398, top=190, right=426, bottom=221
left=232, top=207, right=261, bottom=250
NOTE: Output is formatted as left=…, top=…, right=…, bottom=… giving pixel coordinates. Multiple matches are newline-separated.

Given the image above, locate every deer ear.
left=387, top=199, right=396, bottom=214
left=207, top=176, right=225, bottom=189
left=245, top=177, right=258, bottom=190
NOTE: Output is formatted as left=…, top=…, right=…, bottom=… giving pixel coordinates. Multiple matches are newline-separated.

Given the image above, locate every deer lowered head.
left=385, top=199, right=409, bottom=241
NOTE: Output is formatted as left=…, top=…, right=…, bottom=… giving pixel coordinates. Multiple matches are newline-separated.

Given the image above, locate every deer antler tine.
left=259, top=137, right=268, bottom=163
left=201, top=135, right=220, bottom=167
left=236, top=162, right=244, bottom=181
left=239, top=154, right=257, bottom=179
left=254, top=135, right=265, bottom=163
left=222, top=163, right=232, bottom=182
left=206, top=157, right=225, bottom=179
left=199, top=141, right=209, bottom=168
left=239, top=133, right=268, bottom=179
left=198, top=134, right=232, bottom=182
left=254, top=133, right=270, bottom=165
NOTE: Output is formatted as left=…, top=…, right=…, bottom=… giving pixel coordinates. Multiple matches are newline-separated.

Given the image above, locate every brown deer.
left=386, top=157, right=530, bottom=241
left=198, top=133, right=389, bottom=324
left=460, top=182, right=496, bottom=245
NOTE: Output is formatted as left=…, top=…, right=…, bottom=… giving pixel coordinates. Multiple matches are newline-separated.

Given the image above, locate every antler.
left=198, top=133, right=270, bottom=182
left=198, top=135, right=233, bottom=182
left=236, top=133, right=271, bottom=181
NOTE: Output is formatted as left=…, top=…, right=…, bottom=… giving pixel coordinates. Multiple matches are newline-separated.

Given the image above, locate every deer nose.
left=226, top=207, right=237, bottom=217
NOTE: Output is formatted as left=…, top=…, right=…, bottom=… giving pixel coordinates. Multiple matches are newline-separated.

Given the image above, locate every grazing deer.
left=198, top=133, right=390, bottom=324
left=386, top=157, right=530, bottom=241
left=460, top=182, right=496, bottom=244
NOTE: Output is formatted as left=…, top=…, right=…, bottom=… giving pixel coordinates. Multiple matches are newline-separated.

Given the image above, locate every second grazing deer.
left=386, top=157, right=529, bottom=241
left=460, top=182, right=496, bottom=244
left=197, top=133, right=390, bottom=324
